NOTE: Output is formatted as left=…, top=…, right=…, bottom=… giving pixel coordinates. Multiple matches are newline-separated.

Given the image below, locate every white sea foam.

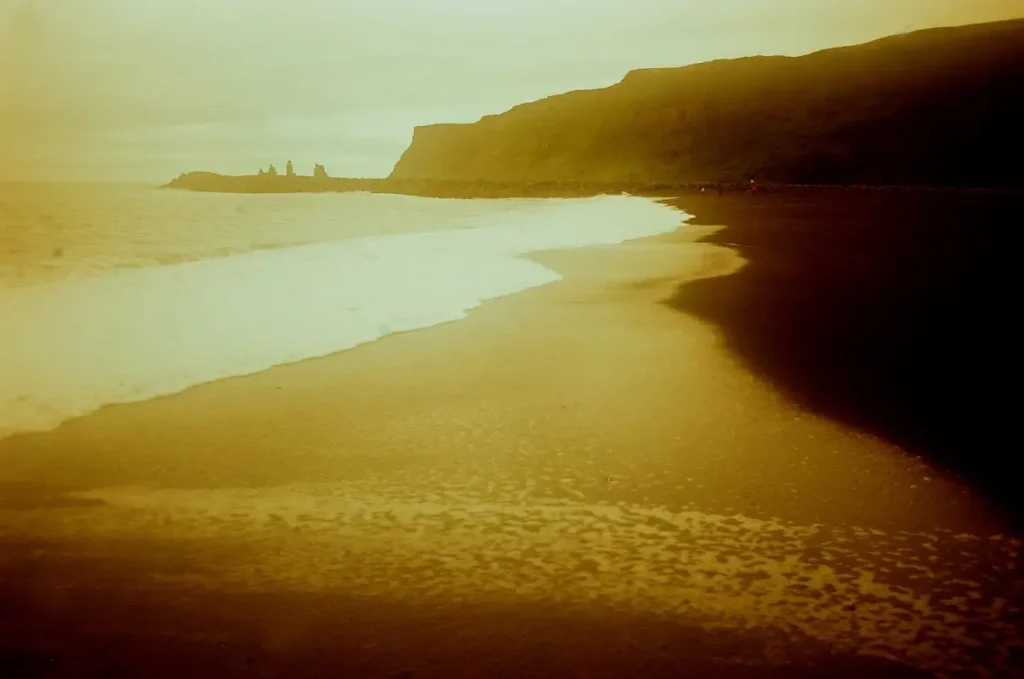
left=0, top=195, right=686, bottom=439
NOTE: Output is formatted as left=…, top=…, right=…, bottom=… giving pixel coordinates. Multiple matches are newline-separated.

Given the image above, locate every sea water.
left=0, top=184, right=686, bottom=439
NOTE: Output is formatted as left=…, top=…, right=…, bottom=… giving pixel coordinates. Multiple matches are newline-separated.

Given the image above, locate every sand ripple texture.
left=3, top=478, right=1022, bottom=678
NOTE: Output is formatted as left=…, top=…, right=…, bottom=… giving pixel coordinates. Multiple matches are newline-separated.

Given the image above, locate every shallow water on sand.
left=0, top=184, right=686, bottom=438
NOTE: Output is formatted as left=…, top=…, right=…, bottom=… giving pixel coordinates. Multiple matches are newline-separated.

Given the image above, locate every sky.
left=1, top=0, right=1022, bottom=182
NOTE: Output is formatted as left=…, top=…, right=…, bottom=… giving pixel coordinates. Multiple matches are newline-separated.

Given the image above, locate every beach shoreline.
left=2, top=198, right=1022, bottom=678
left=0, top=194, right=681, bottom=442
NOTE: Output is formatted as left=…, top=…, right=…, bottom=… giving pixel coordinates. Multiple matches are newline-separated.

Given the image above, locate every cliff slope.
left=389, top=19, right=1024, bottom=187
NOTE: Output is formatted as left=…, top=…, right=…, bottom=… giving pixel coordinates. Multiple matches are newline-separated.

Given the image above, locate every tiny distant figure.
left=750, top=178, right=757, bottom=194
left=700, top=186, right=705, bottom=194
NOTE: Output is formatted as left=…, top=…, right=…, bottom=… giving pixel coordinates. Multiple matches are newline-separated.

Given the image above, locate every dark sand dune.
left=667, top=188, right=1023, bottom=521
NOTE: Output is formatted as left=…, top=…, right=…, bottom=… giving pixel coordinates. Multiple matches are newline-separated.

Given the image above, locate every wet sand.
left=665, top=189, right=1024, bottom=521
left=1, top=213, right=1022, bottom=678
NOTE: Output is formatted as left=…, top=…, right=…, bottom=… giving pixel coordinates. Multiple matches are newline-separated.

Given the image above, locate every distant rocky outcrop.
left=164, top=171, right=381, bottom=194
left=286, top=160, right=295, bottom=177
left=313, top=163, right=329, bottom=180
left=389, top=19, right=1024, bottom=188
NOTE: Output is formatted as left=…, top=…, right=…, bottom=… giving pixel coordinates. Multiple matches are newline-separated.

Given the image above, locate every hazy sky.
left=2, top=0, right=1021, bottom=181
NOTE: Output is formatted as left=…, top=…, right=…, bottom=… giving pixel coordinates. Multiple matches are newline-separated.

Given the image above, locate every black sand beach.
left=666, top=188, right=1024, bottom=522
left=2, top=195, right=1022, bottom=678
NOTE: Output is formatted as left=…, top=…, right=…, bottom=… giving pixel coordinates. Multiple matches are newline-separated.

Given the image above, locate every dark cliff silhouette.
left=389, top=19, right=1024, bottom=189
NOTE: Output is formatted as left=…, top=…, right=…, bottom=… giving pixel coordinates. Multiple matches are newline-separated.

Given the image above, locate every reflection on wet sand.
left=2, top=225, right=1021, bottom=677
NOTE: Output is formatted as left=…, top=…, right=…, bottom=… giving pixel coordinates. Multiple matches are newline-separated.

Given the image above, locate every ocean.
left=0, top=183, right=686, bottom=440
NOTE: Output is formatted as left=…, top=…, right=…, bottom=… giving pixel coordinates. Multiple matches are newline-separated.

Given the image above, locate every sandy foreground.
left=1, top=220, right=1022, bottom=678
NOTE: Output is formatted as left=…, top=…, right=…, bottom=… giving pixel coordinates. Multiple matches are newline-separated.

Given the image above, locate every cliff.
left=389, top=19, right=1024, bottom=188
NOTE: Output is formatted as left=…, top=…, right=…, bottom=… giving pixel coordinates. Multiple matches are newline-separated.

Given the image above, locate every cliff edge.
left=389, top=19, right=1024, bottom=188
